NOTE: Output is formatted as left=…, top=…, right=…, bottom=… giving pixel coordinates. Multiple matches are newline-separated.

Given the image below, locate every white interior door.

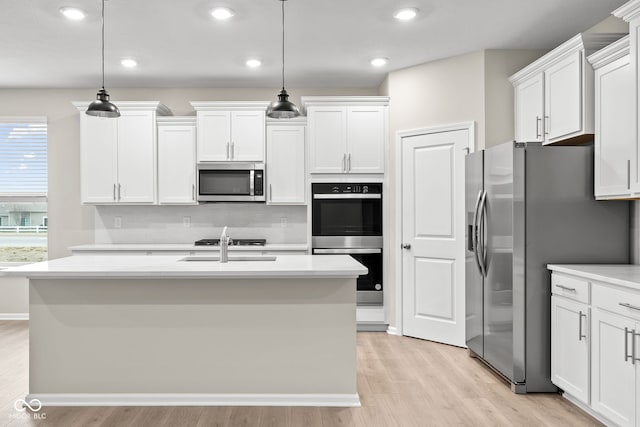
left=401, top=127, right=468, bottom=347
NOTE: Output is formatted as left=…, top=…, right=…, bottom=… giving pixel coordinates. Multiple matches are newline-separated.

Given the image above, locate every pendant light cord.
left=281, top=0, right=285, bottom=90
left=101, top=0, right=105, bottom=90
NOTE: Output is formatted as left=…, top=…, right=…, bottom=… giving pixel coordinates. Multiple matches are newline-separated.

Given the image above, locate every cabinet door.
left=266, top=125, right=305, bottom=204
left=230, top=111, right=265, bottom=161
left=591, top=307, right=636, bottom=427
left=346, top=106, right=385, bottom=173
left=80, top=115, right=118, bottom=204
left=514, top=73, right=544, bottom=142
left=632, top=20, right=640, bottom=194
left=551, top=296, right=589, bottom=405
left=158, top=125, right=197, bottom=204
left=308, top=106, right=347, bottom=174
left=116, top=111, right=156, bottom=203
left=197, top=111, right=231, bottom=161
left=544, top=51, right=582, bottom=143
left=594, top=54, right=634, bottom=198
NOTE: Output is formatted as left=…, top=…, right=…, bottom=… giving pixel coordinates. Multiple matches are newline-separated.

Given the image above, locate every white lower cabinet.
left=551, top=295, right=590, bottom=405
left=551, top=269, right=640, bottom=426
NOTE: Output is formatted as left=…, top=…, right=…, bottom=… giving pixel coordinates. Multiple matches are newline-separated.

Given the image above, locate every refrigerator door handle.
left=471, top=190, right=483, bottom=275
left=477, top=190, right=488, bottom=277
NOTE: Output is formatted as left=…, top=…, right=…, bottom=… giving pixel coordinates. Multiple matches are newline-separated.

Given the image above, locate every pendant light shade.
left=267, top=0, right=300, bottom=119
left=86, top=0, right=120, bottom=118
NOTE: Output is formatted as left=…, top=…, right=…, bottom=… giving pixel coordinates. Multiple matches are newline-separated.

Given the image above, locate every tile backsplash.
left=94, top=204, right=307, bottom=244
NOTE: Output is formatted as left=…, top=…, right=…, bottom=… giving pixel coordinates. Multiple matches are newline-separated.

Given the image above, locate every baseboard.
left=25, top=393, right=361, bottom=407
left=562, top=392, right=615, bottom=426
left=357, top=323, right=388, bottom=332
left=386, top=326, right=400, bottom=335
left=0, top=313, right=28, bottom=320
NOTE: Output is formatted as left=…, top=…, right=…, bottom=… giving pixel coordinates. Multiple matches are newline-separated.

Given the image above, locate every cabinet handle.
left=118, top=184, right=122, bottom=201
left=192, top=184, right=195, bottom=201
left=635, top=331, right=640, bottom=364
left=535, top=116, right=541, bottom=139
left=348, top=153, right=351, bottom=172
left=269, top=184, right=273, bottom=202
left=231, top=141, right=235, bottom=159
left=342, top=154, right=346, bottom=172
left=625, top=327, right=633, bottom=363
left=619, top=302, right=640, bottom=311
left=113, top=184, right=117, bottom=201
left=544, top=115, right=549, bottom=136
left=555, top=284, right=576, bottom=292
left=628, top=159, right=631, bottom=190
left=578, top=311, right=586, bottom=341
left=226, top=142, right=230, bottom=159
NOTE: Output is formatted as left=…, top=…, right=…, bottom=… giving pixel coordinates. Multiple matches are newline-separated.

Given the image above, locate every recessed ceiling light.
left=59, top=6, right=86, bottom=20
left=370, top=57, right=388, bottom=67
left=211, top=7, right=235, bottom=20
left=394, top=8, right=419, bottom=21
left=246, top=59, right=262, bottom=68
left=121, top=59, right=138, bottom=68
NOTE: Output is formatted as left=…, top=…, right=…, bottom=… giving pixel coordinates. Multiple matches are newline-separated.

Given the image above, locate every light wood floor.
left=0, top=320, right=601, bottom=427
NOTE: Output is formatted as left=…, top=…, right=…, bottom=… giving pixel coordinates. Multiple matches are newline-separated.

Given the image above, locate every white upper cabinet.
left=74, top=101, right=171, bottom=205
left=589, top=36, right=634, bottom=199
left=191, top=102, right=268, bottom=162
left=157, top=117, right=197, bottom=205
left=303, top=97, right=388, bottom=174
left=266, top=118, right=306, bottom=205
left=514, top=73, right=544, bottom=142
left=510, top=33, right=625, bottom=145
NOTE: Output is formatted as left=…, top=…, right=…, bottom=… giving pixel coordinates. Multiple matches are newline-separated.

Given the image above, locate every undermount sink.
left=179, top=255, right=277, bottom=262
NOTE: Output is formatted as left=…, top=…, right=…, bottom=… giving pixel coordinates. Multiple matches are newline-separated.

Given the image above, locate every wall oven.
left=197, top=162, right=265, bottom=202
left=312, top=183, right=383, bottom=306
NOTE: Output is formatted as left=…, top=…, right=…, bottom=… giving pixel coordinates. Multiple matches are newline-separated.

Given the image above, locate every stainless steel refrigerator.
left=465, top=141, right=629, bottom=393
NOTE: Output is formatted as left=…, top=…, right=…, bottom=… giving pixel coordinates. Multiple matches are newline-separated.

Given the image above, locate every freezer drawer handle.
left=555, top=284, right=576, bottom=292
left=619, top=302, right=640, bottom=312
left=578, top=311, right=586, bottom=341
left=476, top=190, right=488, bottom=277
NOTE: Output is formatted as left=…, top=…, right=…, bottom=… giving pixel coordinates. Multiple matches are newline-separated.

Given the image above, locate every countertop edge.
left=547, top=264, right=640, bottom=290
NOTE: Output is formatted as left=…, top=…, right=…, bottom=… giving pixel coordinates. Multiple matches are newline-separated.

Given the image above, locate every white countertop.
left=69, top=243, right=309, bottom=252
left=2, top=254, right=366, bottom=279
left=548, top=264, right=640, bottom=289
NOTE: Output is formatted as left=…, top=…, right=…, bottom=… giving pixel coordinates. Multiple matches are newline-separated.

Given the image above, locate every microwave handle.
left=250, top=169, right=255, bottom=196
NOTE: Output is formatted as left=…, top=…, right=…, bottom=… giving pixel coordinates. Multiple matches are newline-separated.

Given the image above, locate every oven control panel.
left=312, top=183, right=382, bottom=194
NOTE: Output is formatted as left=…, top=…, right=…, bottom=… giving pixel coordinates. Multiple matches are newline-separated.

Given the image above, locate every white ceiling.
left=1, top=0, right=628, bottom=89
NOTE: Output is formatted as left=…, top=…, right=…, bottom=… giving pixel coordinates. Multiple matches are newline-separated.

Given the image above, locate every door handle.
left=471, top=190, right=482, bottom=275
left=401, top=243, right=411, bottom=250
left=625, top=327, right=633, bottom=363
left=476, top=190, right=488, bottom=277
left=578, top=311, right=586, bottom=341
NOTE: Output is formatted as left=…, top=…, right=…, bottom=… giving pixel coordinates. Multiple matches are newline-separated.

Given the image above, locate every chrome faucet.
left=220, top=226, right=230, bottom=263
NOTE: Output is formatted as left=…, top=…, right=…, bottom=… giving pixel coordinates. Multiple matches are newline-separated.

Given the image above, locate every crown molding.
left=509, top=33, right=627, bottom=84
left=156, top=116, right=196, bottom=126
left=587, top=35, right=630, bottom=69
left=614, top=0, right=640, bottom=22
left=190, top=101, right=270, bottom=111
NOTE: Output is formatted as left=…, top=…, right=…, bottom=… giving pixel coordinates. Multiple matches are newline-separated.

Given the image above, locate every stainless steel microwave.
left=197, top=162, right=265, bottom=202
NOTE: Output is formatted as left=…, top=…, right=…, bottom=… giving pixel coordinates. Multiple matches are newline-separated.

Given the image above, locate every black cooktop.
left=194, top=238, right=267, bottom=246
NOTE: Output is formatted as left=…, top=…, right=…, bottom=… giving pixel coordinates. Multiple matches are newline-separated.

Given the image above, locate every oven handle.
left=314, top=248, right=382, bottom=254
left=313, top=194, right=381, bottom=199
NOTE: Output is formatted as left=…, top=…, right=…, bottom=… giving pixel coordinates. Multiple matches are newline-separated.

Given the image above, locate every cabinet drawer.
left=593, top=283, right=640, bottom=320
left=551, top=273, right=589, bottom=304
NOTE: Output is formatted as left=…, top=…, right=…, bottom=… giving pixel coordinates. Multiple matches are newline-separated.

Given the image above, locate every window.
left=0, top=117, right=48, bottom=263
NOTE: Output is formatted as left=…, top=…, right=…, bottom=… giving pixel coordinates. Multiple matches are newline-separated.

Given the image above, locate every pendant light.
left=86, top=0, right=120, bottom=118
left=266, top=0, right=300, bottom=119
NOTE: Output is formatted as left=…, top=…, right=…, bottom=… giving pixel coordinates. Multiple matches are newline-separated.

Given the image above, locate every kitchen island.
left=3, top=254, right=366, bottom=407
